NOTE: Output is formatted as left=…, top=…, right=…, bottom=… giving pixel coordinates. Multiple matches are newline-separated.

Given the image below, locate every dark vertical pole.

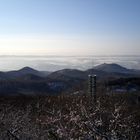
left=93, top=75, right=97, bottom=103
left=88, top=75, right=93, bottom=97
left=88, top=75, right=97, bottom=103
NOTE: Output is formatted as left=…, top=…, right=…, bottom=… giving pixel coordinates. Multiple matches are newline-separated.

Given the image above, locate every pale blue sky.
left=0, top=0, right=140, bottom=55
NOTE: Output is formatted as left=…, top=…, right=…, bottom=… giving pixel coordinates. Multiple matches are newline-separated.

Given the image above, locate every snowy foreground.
left=0, top=94, right=139, bottom=140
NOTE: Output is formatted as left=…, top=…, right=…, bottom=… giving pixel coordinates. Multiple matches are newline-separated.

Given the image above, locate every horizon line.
left=0, top=54, right=139, bottom=57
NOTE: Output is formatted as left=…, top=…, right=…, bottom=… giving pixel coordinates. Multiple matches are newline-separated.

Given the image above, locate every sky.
left=0, top=0, right=140, bottom=56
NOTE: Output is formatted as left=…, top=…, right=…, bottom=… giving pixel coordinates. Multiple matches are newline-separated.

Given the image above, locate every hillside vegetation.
left=0, top=93, right=139, bottom=140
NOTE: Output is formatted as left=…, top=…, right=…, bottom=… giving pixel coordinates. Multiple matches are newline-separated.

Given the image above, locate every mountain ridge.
left=94, top=63, right=130, bottom=73
left=0, top=63, right=140, bottom=80
left=0, top=63, right=140, bottom=95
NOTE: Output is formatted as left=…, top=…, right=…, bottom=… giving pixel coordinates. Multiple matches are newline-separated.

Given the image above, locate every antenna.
left=88, top=74, right=97, bottom=103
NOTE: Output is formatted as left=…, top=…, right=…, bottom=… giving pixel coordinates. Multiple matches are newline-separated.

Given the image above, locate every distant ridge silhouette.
left=0, top=63, right=139, bottom=80
left=94, top=63, right=129, bottom=73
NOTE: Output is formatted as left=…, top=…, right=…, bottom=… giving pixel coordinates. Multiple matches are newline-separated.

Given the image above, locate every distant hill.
left=15, top=74, right=45, bottom=81
left=94, top=63, right=130, bottom=73
left=94, top=63, right=140, bottom=76
left=85, top=68, right=109, bottom=78
left=47, top=69, right=87, bottom=81
left=6, top=67, right=41, bottom=77
left=0, top=63, right=140, bottom=95
left=0, top=63, right=140, bottom=81
left=0, top=67, right=50, bottom=80
left=47, top=63, right=140, bottom=81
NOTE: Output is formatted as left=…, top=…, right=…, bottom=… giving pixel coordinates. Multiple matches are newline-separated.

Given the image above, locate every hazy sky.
left=0, top=0, right=140, bottom=55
